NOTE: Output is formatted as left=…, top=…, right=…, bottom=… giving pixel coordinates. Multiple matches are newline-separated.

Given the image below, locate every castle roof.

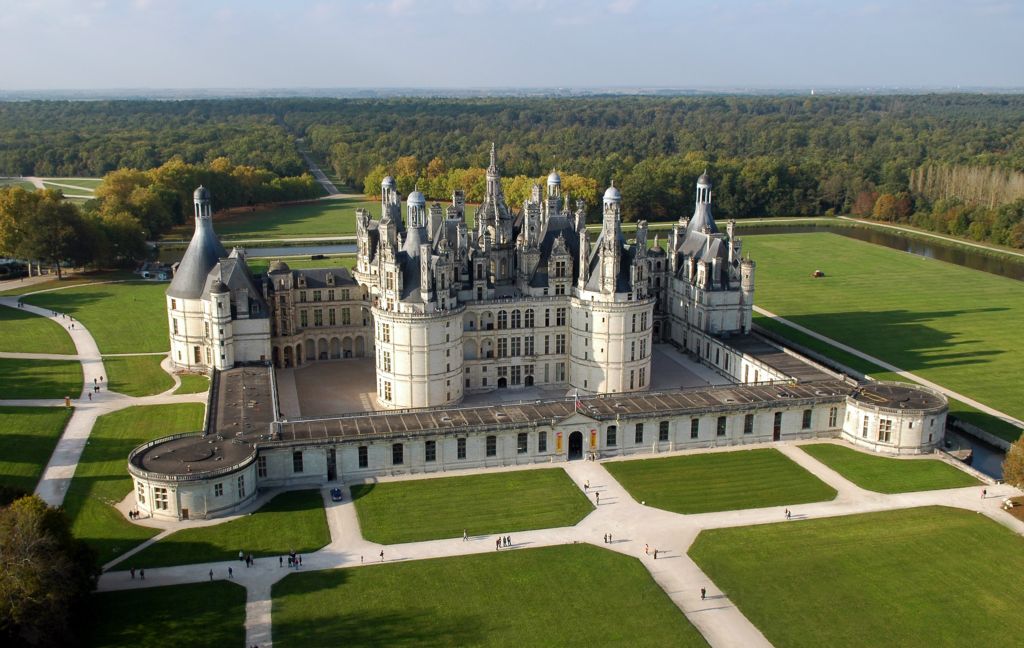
left=167, top=207, right=227, bottom=300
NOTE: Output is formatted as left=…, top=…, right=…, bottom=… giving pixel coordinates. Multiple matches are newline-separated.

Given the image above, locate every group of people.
left=127, top=509, right=142, bottom=520
left=282, top=549, right=302, bottom=568
left=495, top=535, right=513, bottom=550
left=238, top=551, right=256, bottom=567
left=128, top=567, right=145, bottom=580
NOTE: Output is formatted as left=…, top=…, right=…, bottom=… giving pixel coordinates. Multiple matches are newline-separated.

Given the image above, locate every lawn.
left=245, top=254, right=357, bottom=275
left=605, top=448, right=837, bottom=514
left=0, top=271, right=138, bottom=296
left=103, top=354, right=173, bottom=396
left=689, top=506, right=1024, bottom=648
left=798, top=443, right=979, bottom=493
left=0, top=304, right=76, bottom=354
left=0, top=178, right=36, bottom=191
left=272, top=544, right=706, bottom=648
left=123, top=489, right=330, bottom=569
left=350, top=468, right=593, bottom=544
left=62, top=404, right=204, bottom=563
left=0, top=406, right=71, bottom=493
left=86, top=581, right=245, bottom=648
left=744, top=232, right=1024, bottom=426
left=0, top=358, right=82, bottom=399
left=40, top=177, right=101, bottom=191
left=174, top=372, right=210, bottom=395
left=23, top=281, right=169, bottom=353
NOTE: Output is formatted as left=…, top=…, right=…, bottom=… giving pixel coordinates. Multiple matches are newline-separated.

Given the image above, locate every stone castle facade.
left=167, top=145, right=755, bottom=409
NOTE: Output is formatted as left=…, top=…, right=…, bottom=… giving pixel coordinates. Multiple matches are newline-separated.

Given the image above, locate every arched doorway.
left=330, top=338, right=341, bottom=359
left=524, top=375, right=534, bottom=387
left=568, top=431, right=583, bottom=460
left=295, top=343, right=303, bottom=366
left=272, top=347, right=281, bottom=368
left=498, top=377, right=508, bottom=389
left=318, top=338, right=328, bottom=360
left=355, top=336, right=366, bottom=357
left=283, top=346, right=293, bottom=368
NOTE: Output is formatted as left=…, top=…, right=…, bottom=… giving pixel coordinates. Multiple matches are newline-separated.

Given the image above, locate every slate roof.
left=167, top=216, right=227, bottom=299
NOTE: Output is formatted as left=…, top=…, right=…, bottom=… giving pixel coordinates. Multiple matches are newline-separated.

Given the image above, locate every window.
left=828, top=407, right=838, bottom=427
left=774, top=412, right=783, bottom=436
left=744, top=414, right=754, bottom=435
left=328, top=289, right=335, bottom=301
left=392, top=443, right=404, bottom=465
left=299, top=291, right=307, bottom=303
left=717, top=416, right=727, bottom=437
left=511, top=310, right=521, bottom=328
left=517, top=433, right=528, bottom=454
left=381, top=351, right=392, bottom=372
left=538, top=432, right=547, bottom=453
left=237, top=475, right=246, bottom=499
left=862, top=415, right=870, bottom=438
left=457, top=438, right=467, bottom=460
left=257, top=455, right=267, bottom=478
left=607, top=425, right=617, bottom=447
left=383, top=381, right=392, bottom=401
left=659, top=420, right=670, bottom=442
left=342, top=308, right=351, bottom=325
left=293, top=451, right=304, bottom=473
left=544, top=336, right=550, bottom=354
left=425, top=440, right=437, bottom=462
left=498, top=310, right=508, bottom=329
left=525, top=336, right=534, bottom=355
left=632, top=313, right=637, bottom=332
left=639, top=367, right=646, bottom=388
left=498, top=339, right=508, bottom=358
left=555, top=334, right=566, bottom=354
left=802, top=409, right=812, bottom=429
left=314, top=309, right=323, bottom=326
left=136, top=481, right=146, bottom=505
left=170, top=298, right=176, bottom=310
left=172, top=318, right=179, bottom=335
left=511, top=337, right=521, bottom=356
left=329, top=309, right=336, bottom=326
left=380, top=323, right=391, bottom=342
left=214, top=483, right=223, bottom=497
left=635, top=423, right=644, bottom=444
left=153, top=487, right=169, bottom=510
left=878, top=418, right=893, bottom=443
left=312, top=290, right=322, bottom=302
left=300, top=310, right=308, bottom=327
left=525, top=309, right=534, bottom=327
left=556, top=308, right=566, bottom=326
left=690, top=418, right=699, bottom=439
left=486, top=435, right=497, bottom=457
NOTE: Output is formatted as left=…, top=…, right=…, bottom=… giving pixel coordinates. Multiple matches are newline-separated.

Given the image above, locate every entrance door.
left=181, top=508, right=189, bottom=520
left=498, top=377, right=508, bottom=389
left=568, top=431, right=583, bottom=460
left=326, top=448, right=337, bottom=481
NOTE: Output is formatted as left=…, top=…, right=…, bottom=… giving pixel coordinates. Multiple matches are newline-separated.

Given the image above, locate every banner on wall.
left=556, top=431, right=562, bottom=452
left=590, top=429, right=597, bottom=449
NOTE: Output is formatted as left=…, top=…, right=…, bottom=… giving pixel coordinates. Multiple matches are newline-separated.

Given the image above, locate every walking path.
left=296, top=145, right=340, bottom=196
left=753, top=305, right=1024, bottom=430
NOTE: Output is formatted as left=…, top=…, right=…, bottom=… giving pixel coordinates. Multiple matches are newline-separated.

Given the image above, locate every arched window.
left=497, top=310, right=508, bottom=330
left=511, top=310, right=521, bottom=329
left=524, top=309, right=535, bottom=328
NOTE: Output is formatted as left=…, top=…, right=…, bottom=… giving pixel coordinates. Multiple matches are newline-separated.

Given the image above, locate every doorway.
left=568, top=431, right=583, bottom=460
left=326, top=448, right=337, bottom=481
left=498, top=377, right=508, bottom=389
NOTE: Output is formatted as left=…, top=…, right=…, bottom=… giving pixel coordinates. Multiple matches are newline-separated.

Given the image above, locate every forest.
left=1, top=94, right=1023, bottom=248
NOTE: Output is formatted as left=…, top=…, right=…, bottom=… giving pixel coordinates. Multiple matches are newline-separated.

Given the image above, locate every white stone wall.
left=133, top=462, right=258, bottom=521
left=841, top=395, right=946, bottom=455
left=372, top=308, right=464, bottom=408
left=569, top=293, right=654, bottom=394
left=168, top=295, right=208, bottom=370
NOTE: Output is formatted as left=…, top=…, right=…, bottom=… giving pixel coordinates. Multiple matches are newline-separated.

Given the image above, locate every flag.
left=575, top=389, right=583, bottom=412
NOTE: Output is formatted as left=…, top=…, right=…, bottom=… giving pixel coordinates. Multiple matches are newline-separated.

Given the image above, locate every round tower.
left=372, top=308, right=464, bottom=409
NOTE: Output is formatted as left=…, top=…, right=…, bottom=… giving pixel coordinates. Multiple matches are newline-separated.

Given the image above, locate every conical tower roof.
left=167, top=202, right=227, bottom=299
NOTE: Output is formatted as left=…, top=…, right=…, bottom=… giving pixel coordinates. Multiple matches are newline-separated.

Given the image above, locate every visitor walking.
left=228, top=567, right=233, bottom=578
left=239, top=550, right=244, bottom=561
left=785, top=508, right=791, bottom=520
left=130, top=567, right=135, bottom=579
left=644, top=544, right=649, bottom=555
left=139, top=568, right=145, bottom=580
left=653, top=549, right=658, bottom=560
left=608, top=532, right=613, bottom=543
left=603, top=533, right=608, bottom=544
left=209, top=569, right=214, bottom=581
left=701, top=587, right=706, bottom=600
left=279, top=556, right=283, bottom=568
left=982, top=489, right=987, bottom=499
left=595, top=492, right=600, bottom=505
left=380, top=549, right=385, bottom=562
left=506, top=535, right=511, bottom=547
left=463, top=529, right=468, bottom=541
left=584, top=480, right=590, bottom=492
left=496, top=538, right=501, bottom=551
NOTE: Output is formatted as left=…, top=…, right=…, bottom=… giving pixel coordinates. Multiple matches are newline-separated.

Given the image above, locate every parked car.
left=330, top=487, right=343, bottom=502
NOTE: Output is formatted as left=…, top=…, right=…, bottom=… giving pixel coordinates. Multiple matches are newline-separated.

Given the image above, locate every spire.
left=488, top=142, right=498, bottom=175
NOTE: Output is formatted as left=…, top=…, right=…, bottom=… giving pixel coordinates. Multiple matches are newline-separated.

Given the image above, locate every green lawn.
left=86, top=581, right=245, bottom=648
left=0, top=358, right=82, bottom=399
left=272, top=544, right=706, bottom=648
left=63, top=404, right=204, bottom=563
left=689, top=506, right=1024, bottom=648
left=103, top=355, right=173, bottom=396
left=123, top=489, right=330, bottom=569
left=350, top=468, right=593, bottom=544
left=799, top=443, right=979, bottom=493
left=0, top=406, right=71, bottom=493
left=0, top=304, right=76, bottom=354
left=744, top=232, right=1024, bottom=426
left=40, top=177, right=101, bottom=191
left=245, top=254, right=357, bottom=275
left=0, top=271, right=138, bottom=296
left=174, top=372, right=210, bottom=395
left=605, top=448, right=837, bottom=514
left=0, top=178, right=36, bottom=191
left=23, top=281, right=169, bottom=353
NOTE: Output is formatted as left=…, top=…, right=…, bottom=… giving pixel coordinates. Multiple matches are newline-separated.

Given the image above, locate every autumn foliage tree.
left=1002, top=434, right=1024, bottom=489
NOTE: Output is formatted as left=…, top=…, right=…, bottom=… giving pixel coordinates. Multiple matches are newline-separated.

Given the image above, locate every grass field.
left=744, top=233, right=1024, bottom=427
left=63, top=404, right=204, bottom=563
left=245, top=254, right=357, bottom=275
left=0, top=271, right=139, bottom=296
left=40, top=177, right=101, bottom=191
left=103, top=354, right=173, bottom=396
left=605, top=448, right=837, bottom=514
left=0, top=358, right=82, bottom=399
left=123, top=489, right=329, bottom=569
left=174, top=372, right=209, bottom=395
left=0, top=406, right=71, bottom=493
left=350, top=468, right=593, bottom=544
left=23, top=281, right=169, bottom=353
left=799, top=444, right=979, bottom=493
left=0, top=177, right=36, bottom=191
left=0, top=304, right=76, bottom=354
left=689, top=506, right=1024, bottom=648
left=86, top=581, right=246, bottom=648
left=272, top=544, right=706, bottom=647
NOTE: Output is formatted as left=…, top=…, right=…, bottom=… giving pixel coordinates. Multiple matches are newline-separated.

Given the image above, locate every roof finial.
left=489, top=142, right=497, bottom=170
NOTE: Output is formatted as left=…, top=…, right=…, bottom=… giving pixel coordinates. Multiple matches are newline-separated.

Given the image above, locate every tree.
left=0, top=188, right=94, bottom=278
left=0, top=496, right=99, bottom=647
left=1002, top=434, right=1024, bottom=489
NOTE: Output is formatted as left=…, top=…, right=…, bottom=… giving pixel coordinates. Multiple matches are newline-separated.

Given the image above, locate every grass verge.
left=0, top=358, right=82, bottom=399
left=799, top=443, right=979, bottom=493
left=103, top=355, right=174, bottom=396
left=0, top=406, right=71, bottom=493
left=174, top=373, right=210, bottom=395
left=0, top=304, right=76, bottom=354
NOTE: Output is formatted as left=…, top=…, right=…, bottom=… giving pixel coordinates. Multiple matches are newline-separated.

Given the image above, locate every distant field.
left=272, top=544, right=706, bottom=648
left=744, top=233, right=1024, bottom=430
left=606, top=448, right=836, bottom=514
left=0, top=177, right=36, bottom=191
left=245, top=254, right=357, bottom=275
left=23, top=281, right=169, bottom=353
left=350, top=468, right=592, bottom=544
left=0, top=304, right=76, bottom=354
left=690, top=506, right=1024, bottom=648
left=0, top=406, right=71, bottom=493
left=41, top=177, right=100, bottom=193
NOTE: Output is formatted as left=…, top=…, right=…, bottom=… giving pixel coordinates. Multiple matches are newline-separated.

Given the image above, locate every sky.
left=1, top=0, right=1021, bottom=90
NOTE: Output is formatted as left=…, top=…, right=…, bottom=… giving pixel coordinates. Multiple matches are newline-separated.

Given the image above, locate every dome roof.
left=603, top=184, right=621, bottom=202
left=407, top=190, right=426, bottom=205
left=210, top=279, right=229, bottom=294
left=381, top=175, right=396, bottom=188
left=194, top=185, right=211, bottom=202
left=268, top=260, right=290, bottom=274
left=697, top=171, right=712, bottom=187
left=547, top=170, right=561, bottom=185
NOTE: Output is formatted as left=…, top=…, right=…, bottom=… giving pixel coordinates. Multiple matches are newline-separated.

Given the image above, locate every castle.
left=167, top=144, right=754, bottom=407
left=135, top=147, right=947, bottom=522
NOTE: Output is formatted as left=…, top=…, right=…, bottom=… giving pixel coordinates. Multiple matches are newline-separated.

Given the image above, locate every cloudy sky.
left=1, top=0, right=1021, bottom=89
